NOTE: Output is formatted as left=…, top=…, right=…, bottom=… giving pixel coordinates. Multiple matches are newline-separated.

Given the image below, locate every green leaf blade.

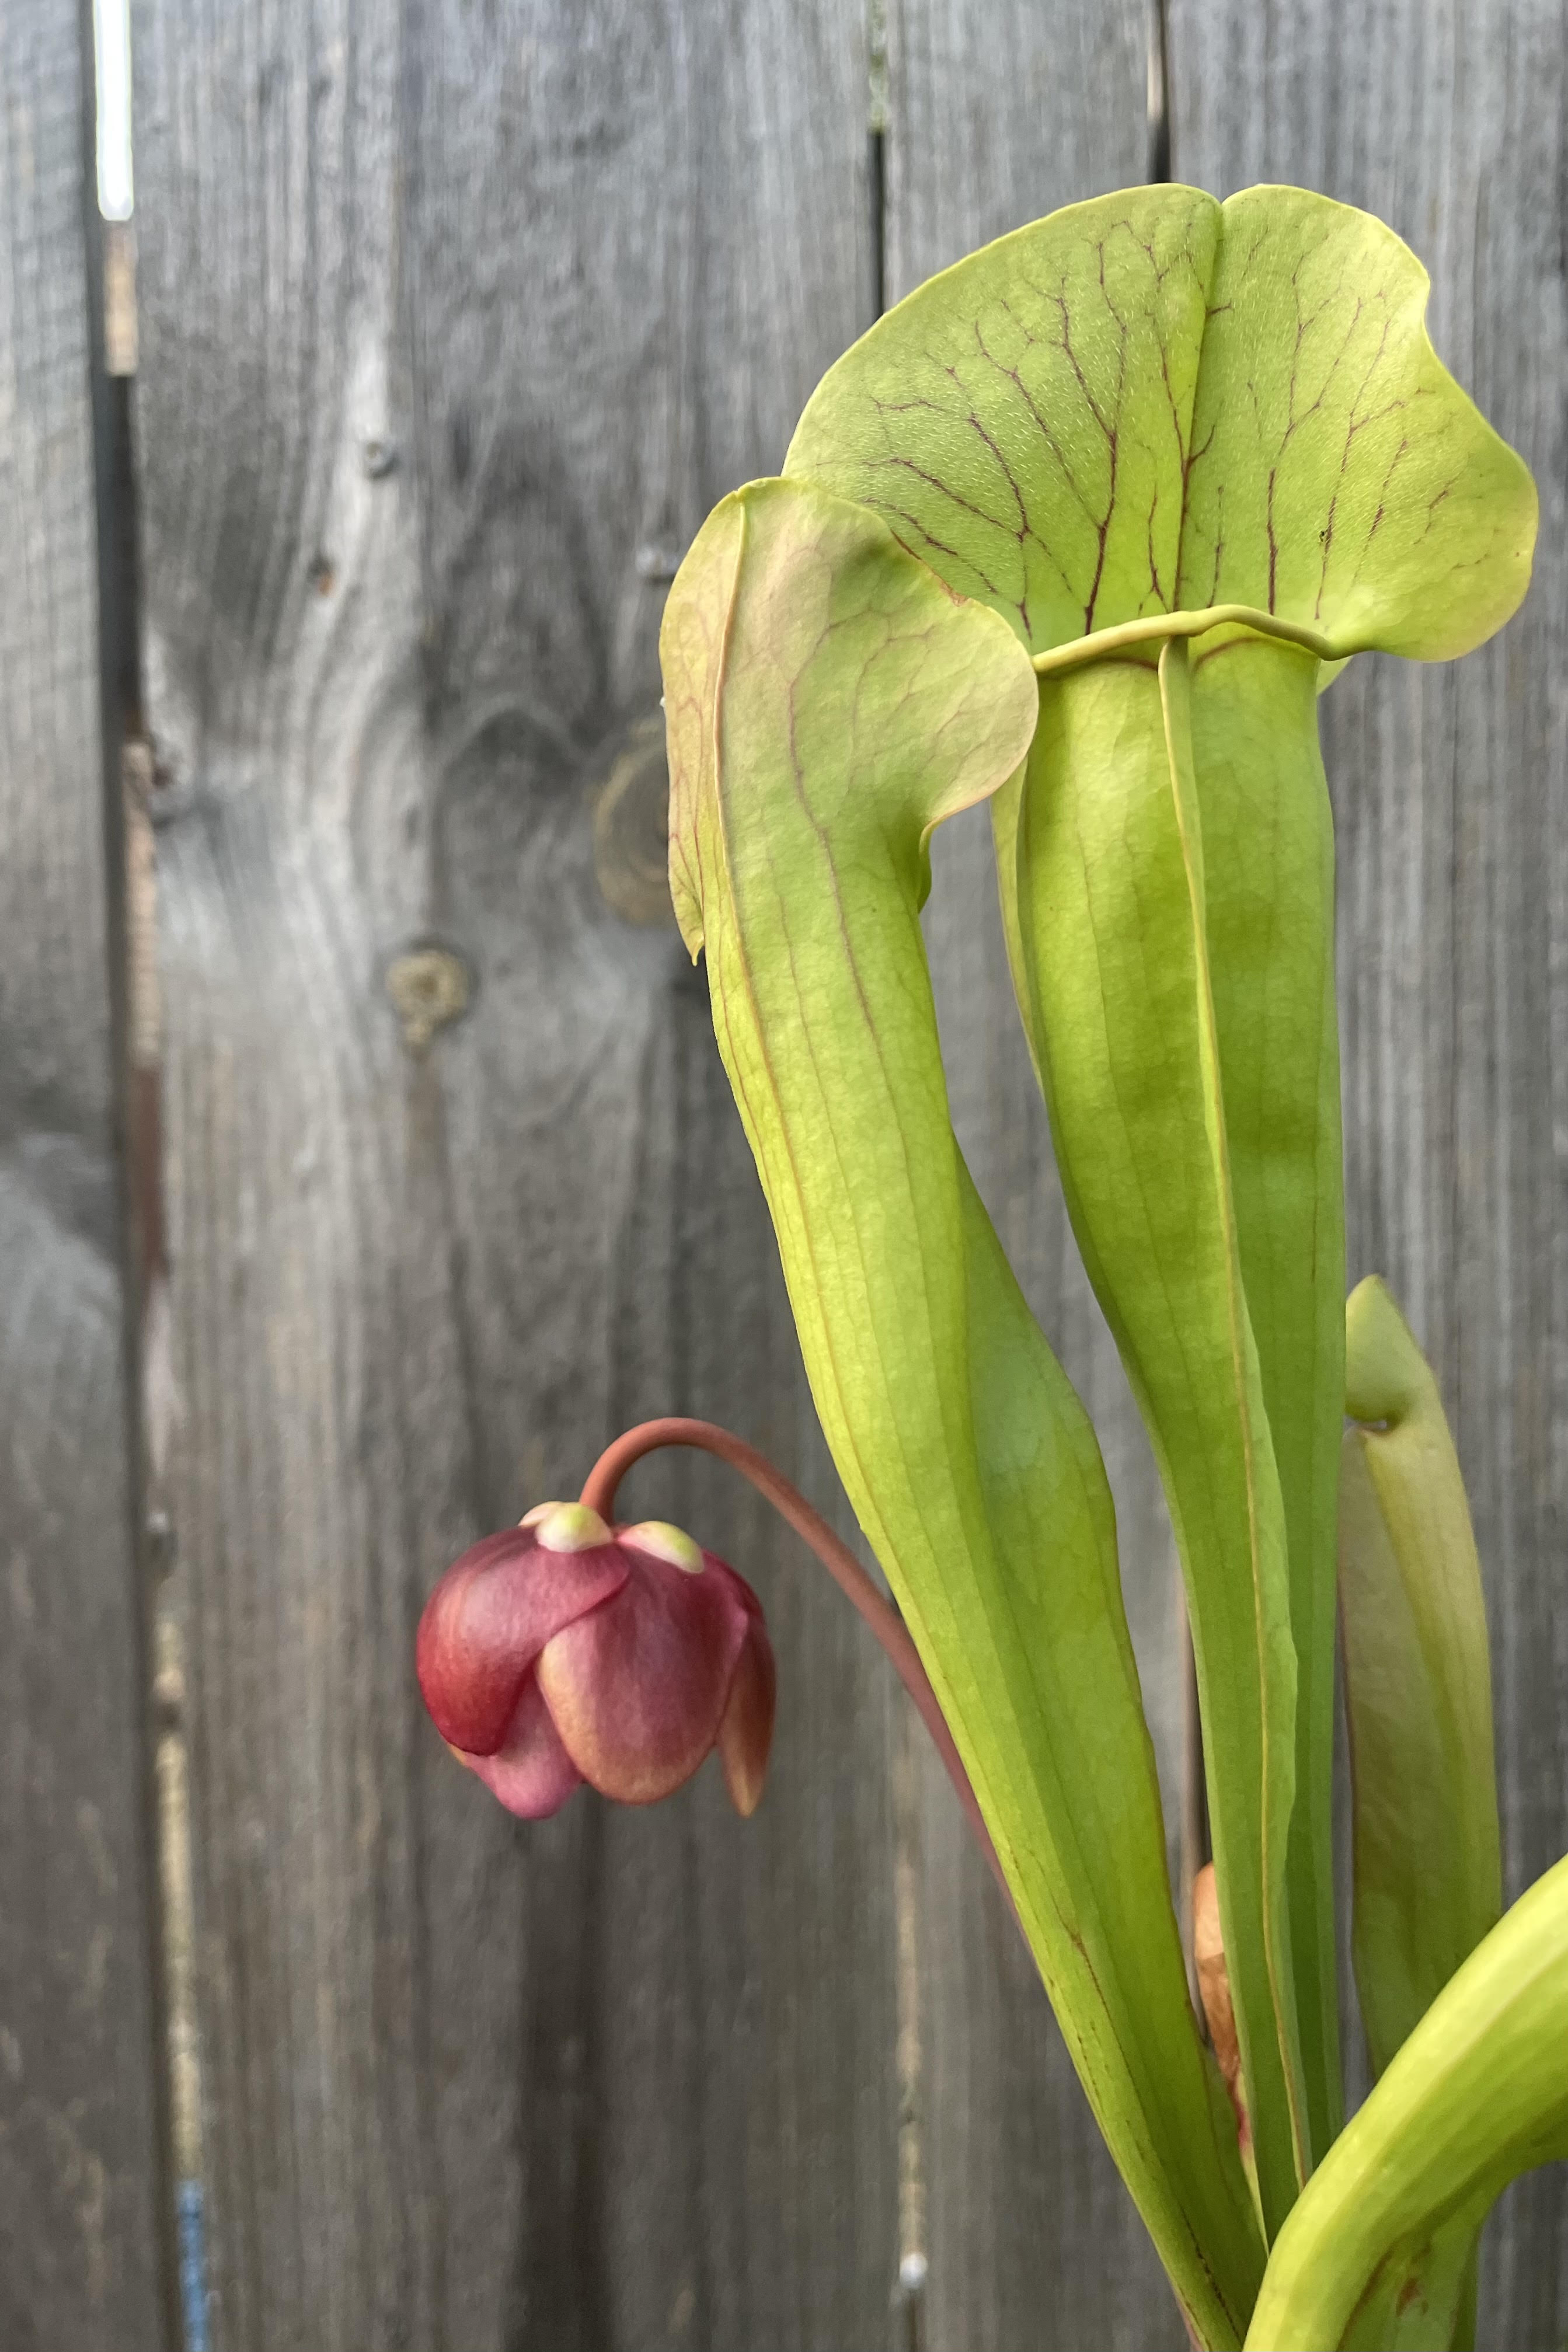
left=661, top=475, right=1265, bottom=2347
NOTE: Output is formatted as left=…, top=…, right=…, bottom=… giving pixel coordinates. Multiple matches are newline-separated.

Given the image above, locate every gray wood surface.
left=0, top=6, right=170, bottom=2348
left=884, top=8, right=1196, bottom=2346
left=1171, top=2, right=1568, bottom=2341
left=99, top=0, right=1567, bottom=2346
left=130, top=3, right=908, bottom=2347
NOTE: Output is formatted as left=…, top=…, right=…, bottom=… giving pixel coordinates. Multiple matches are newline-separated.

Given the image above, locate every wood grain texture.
left=885, top=6, right=1192, bottom=2346
left=121, top=3, right=1568, bottom=2346
left=1170, top=4, right=1568, bottom=2341
left=129, top=2, right=912, bottom=2347
left=0, top=6, right=169, bottom=2348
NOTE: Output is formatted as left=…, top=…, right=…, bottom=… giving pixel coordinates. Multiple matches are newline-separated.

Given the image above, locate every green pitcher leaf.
left=1244, top=1855, right=1568, bottom=2351
left=994, top=636, right=1308, bottom=2237
left=662, top=474, right=1264, bottom=2348
left=785, top=184, right=1535, bottom=2208
left=1189, top=637, right=1346, bottom=2175
left=1340, top=1277, right=1502, bottom=2075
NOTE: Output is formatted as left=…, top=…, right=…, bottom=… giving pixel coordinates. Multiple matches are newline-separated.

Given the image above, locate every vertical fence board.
left=0, top=6, right=168, bottom=2349
left=120, top=0, right=1568, bottom=2343
left=131, top=3, right=901, bottom=2347
left=884, top=9, right=1191, bottom=2347
left=1171, top=2, right=1568, bottom=2340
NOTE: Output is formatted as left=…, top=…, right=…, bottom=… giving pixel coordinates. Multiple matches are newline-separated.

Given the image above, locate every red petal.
left=416, top=1527, right=627, bottom=1755
left=467, top=1676, right=584, bottom=1820
left=716, top=1596, right=775, bottom=1817
left=536, top=1545, right=749, bottom=1804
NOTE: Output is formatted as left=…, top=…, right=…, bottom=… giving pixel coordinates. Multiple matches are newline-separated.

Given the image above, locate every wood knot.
left=593, top=711, right=673, bottom=926
left=385, top=945, right=472, bottom=1054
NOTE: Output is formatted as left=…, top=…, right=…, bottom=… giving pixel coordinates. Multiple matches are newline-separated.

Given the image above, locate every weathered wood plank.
left=884, top=7, right=1192, bottom=2346
left=0, top=6, right=170, bottom=2348
left=1170, top=2, right=1568, bottom=2340
left=131, top=2, right=903, bottom=2346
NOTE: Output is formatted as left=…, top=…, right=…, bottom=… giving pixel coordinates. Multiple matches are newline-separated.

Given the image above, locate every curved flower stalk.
left=577, top=1417, right=1011, bottom=1894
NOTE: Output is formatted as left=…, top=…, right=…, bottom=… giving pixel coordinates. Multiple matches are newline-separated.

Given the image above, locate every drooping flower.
left=416, top=1501, right=775, bottom=1820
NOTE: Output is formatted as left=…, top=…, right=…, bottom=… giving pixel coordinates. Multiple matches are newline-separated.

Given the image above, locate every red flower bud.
left=417, top=1503, right=775, bottom=1821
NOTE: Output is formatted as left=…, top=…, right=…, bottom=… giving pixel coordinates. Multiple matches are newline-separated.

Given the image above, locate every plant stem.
left=580, top=1417, right=1012, bottom=1904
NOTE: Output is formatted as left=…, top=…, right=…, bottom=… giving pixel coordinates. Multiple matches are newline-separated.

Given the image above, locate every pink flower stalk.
left=417, top=1501, right=776, bottom=1820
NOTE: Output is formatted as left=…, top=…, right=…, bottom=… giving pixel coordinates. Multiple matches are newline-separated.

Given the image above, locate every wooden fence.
left=2, top=0, right=1564, bottom=2345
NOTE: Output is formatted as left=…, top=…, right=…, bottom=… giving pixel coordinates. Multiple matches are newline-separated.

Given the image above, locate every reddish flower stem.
left=580, top=1416, right=1012, bottom=1905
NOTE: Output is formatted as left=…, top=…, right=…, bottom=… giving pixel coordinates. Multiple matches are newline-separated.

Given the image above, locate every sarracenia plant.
left=417, top=187, right=1553, bottom=2348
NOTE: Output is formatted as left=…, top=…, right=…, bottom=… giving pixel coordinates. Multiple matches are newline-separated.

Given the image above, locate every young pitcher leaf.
left=994, top=637, right=1308, bottom=2236
left=662, top=475, right=1264, bottom=2347
left=1189, top=639, right=1346, bottom=2172
left=1340, top=1277, right=1502, bottom=2074
left=1335, top=1282, right=1500, bottom=2352
left=786, top=184, right=1536, bottom=2204
left=1244, top=1855, right=1568, bottom=2352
